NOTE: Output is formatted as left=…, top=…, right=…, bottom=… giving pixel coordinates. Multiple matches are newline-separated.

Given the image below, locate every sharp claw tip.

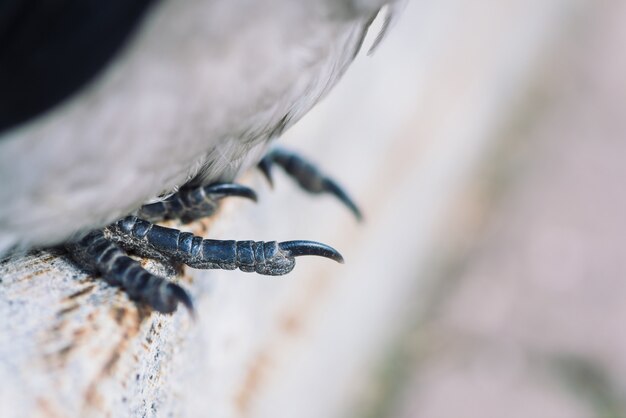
left=263, top=173, right=274, bottom=189
left=258, top=161, right=275, bottom=188
left=325, top=247, right=345, bottom=264
left=206, top=183, right=258, bottom=204
left=168, top=283, right=196, bottom=319
left=245, top=191, right=259, bottom=203
left=323, top=180, right=363, bottom=223
left=279, top=240, right=344, bottom=264
left=232, top=187, right=258, bottom=202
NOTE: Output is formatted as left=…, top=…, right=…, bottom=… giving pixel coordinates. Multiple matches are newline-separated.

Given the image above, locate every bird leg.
left=258, top=147, right=363, bottom=221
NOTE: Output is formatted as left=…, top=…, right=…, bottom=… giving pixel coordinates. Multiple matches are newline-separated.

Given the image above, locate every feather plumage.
left=0, top=0, right=397, bottom=255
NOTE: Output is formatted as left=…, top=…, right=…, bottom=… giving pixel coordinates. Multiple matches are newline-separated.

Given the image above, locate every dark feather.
left=0, top=0, right=158, bottom=134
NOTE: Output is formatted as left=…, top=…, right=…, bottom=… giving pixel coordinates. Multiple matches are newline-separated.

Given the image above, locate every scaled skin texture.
left=0, top=0, right=396, bottom=254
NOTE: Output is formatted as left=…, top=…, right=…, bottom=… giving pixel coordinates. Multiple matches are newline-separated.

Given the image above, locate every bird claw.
left=138, top=182, right=257, bottom=223
left=201, top=183, right=258, bottom=202
left=243, top=240, right=344, bottom=276
left=162, top=282, right=195, bottom=318
left=279, top=240, right=344, bottom=264
left=258, top=147, right=363, bottom=221
left=257, top=157, right=274, bottom=188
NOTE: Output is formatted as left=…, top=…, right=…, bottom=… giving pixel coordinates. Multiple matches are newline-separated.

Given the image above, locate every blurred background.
left=223, top=0, right=625, bottom=417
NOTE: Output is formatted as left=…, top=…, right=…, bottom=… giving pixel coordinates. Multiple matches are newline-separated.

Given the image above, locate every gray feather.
left=0, top=0, right=398, bottom=255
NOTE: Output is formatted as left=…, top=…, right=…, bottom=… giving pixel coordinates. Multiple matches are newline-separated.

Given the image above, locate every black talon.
left=165, top=282, right=195, bottom=318
left=259, top=147, right=363, bottom=221
left=201, top=183, right=258, bottom=202
left=257, top=157, right=274, bottom=188
left=278, top=240, right=345, bottom=264
left=321, top=179, right=363, bottom=221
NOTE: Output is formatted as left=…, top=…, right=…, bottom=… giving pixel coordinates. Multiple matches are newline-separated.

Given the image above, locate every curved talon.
left=260, top=147, right=362, bottom=221
left=279, top=240, right=344, bottom=264
left=203, top=183, right=258, bottom=202
left=138, top=182, right=257, bottom=223
left=257, top=157, right=274, bottom=188
left=163, top=282, right=195, bottom=318
left=321, top=179, right=363, bottom=222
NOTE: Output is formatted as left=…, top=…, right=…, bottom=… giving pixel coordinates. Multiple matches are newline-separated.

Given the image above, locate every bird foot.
left=67, top=159, right=356, bottom=316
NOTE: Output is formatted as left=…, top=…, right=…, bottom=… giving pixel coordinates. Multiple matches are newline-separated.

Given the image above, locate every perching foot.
left=66, top=169, right=349, bottom=315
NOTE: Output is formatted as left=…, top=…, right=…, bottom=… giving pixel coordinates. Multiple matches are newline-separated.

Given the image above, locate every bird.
left=0, top=0, right=401, bottom=314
